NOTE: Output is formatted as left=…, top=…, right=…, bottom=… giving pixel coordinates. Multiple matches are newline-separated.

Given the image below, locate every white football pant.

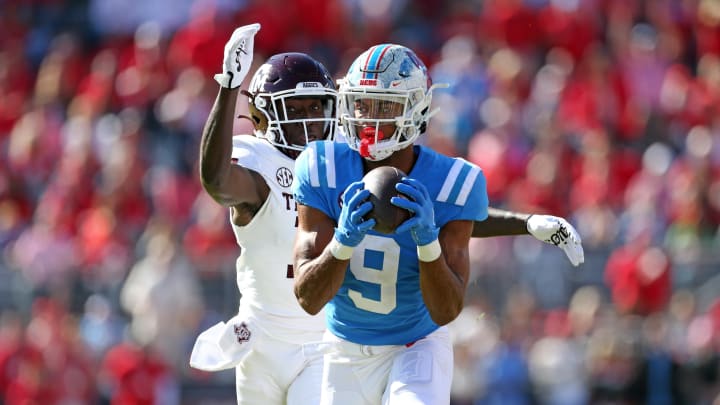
left=234, top=324, right=324, bottom=404
left=319, top=327, right=453, bottom=405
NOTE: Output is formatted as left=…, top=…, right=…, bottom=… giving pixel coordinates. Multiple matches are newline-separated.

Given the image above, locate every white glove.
left=214, top=23, right=261, bottom=89
left=526, top=215, right=584, bottom=266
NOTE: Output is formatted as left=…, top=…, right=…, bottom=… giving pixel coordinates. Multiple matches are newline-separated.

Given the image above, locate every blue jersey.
left=293, top=141, right=489, bottom=345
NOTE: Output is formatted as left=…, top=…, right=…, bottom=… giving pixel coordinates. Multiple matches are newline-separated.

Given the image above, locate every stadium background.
left=0, top=0, right=718, bottom=403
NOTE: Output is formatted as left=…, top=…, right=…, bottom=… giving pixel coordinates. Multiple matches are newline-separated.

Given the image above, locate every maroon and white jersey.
left=229, top=135, right=325, bottom=338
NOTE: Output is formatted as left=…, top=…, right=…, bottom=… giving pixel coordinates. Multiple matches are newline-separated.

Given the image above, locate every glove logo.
left=548, top=225, right=571, bottom=246
left=234, top=39, right=248, bottom=72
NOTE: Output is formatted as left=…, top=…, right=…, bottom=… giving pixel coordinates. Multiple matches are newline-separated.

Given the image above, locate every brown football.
left=362, top=166, right=411, bottom=234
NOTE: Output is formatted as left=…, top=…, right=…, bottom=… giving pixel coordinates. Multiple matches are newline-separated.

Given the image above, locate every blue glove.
left=334, top=181, right=375, bottom=247
left=392, top=178, right=439, bottom=246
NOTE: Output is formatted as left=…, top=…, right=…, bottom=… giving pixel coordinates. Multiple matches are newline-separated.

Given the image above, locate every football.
left=362, top=166, right=411, bottom=234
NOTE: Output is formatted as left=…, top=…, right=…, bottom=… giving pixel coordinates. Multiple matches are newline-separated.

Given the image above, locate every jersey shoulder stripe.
left=436, top=158, right=482, bottom=206
left=455, top=163, right=481, bottom=206
left=306, top=141, right=337, bottom=189
left=307, top=143, right=319, bottom=186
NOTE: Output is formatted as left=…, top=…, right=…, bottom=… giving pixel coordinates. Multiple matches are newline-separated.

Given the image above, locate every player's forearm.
left=199, top=87, right=239, bottom=194
left=471, top=207, right=531, bottom=237
left=294, top=239, right=347, bottom=315
left=418, top=254, right=467, bottom=326
left=419, top=222, right=472, bottom=325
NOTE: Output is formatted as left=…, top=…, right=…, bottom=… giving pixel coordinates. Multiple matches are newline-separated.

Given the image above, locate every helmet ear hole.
left=248, top=104, right=269, bottom=132
left=418, top=121, right=427, bottom=134
left=418, top=107, right=429, bottom=134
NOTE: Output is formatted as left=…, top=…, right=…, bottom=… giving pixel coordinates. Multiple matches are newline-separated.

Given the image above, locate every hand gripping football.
left=362, top=166, right=411, bottom=234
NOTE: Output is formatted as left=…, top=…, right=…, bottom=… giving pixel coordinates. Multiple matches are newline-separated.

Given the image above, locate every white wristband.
left=417, top=239, right=442, bottom=262
left=328, top=238, right=354, bottom=261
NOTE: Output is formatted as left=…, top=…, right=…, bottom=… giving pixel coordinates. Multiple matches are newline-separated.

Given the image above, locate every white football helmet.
left=338, top=44, right=445, bottom=161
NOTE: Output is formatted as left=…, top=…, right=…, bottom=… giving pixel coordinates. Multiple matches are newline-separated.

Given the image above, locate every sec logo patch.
left=276, top=167, right=293, bottom=187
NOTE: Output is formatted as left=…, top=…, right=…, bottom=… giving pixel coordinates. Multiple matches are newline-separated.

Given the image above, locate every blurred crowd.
left=0, top=0, right=719, bottom=404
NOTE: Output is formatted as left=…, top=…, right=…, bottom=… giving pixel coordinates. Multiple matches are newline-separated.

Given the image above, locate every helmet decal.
left=362, top=44, right=393, bottom=78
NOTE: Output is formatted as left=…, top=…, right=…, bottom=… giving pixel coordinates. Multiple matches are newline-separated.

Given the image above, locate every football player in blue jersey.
left=292, top=43, right=486, bottom=405
left=291, top=43, right=583, bottom=405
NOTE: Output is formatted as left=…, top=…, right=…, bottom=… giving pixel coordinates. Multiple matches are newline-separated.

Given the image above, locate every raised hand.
left=526, top=215, right=584, bottom=266
left=214, top=23, right=261, bottom=89
left=393, top=178, right=439, bottom=246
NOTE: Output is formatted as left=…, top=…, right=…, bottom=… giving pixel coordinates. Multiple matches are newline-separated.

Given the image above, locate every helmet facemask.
left=339, top=88, right=430, bottom=161
left=243, top=53, right=338, bottom=160
left=251, top=85, right=337, bottom=159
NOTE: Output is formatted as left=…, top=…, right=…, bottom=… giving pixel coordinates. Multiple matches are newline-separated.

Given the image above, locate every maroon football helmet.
left=245, top=53, right=337, bottom=158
